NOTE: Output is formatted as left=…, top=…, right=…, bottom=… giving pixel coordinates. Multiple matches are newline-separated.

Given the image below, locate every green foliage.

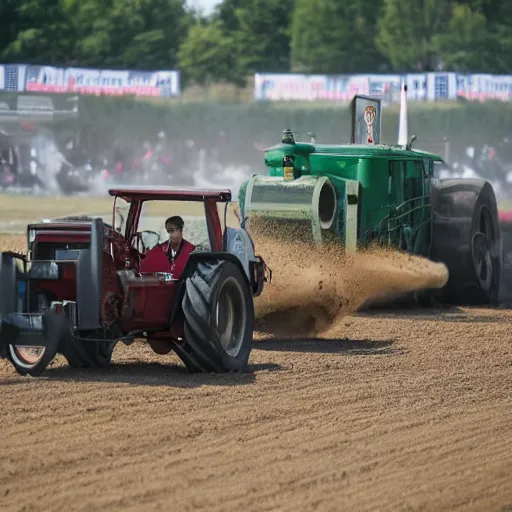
left=434, top=4, right=494, bottom=72
left=2, top=0, right=78, bottom=65
left=376, top=0, right=452, bottom=71
left=2, top=0, right=512, bottom=85
left=1, top=0, right=191, bottom=68
left=234, top=0, right=295, bottom=73
left=178, top=21, right=241, bottom=89
left=375, top=0, right=512, bottom=73
left=291, top=0, right=386, bottom=73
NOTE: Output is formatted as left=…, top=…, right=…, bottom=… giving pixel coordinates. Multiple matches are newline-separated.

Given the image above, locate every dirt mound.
left=252, top=233, right=448, bottom=339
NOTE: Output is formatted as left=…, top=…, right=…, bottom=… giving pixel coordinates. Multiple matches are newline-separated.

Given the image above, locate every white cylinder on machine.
left=243, top=175, right=338, bottom=243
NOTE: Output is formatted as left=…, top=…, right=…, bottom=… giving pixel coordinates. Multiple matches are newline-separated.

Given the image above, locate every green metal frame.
left=238, top=95, right=447, bottom=256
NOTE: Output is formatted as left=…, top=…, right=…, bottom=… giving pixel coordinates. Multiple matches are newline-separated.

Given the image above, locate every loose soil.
left=1, top=233, right=511, bottom=512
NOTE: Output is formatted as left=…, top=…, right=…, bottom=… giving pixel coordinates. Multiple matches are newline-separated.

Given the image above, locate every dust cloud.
left=249, top=220, right=449, bottom=339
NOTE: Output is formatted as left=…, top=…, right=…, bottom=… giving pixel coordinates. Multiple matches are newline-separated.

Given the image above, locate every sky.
left=187, top=0, right=222, bottom=14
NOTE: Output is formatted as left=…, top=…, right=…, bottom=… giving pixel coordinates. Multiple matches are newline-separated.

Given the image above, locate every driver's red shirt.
left=140, top=238, right=196, bottom=279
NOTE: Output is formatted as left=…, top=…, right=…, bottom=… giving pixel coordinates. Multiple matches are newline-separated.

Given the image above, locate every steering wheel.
left=130, top=232, right=145, bottom=254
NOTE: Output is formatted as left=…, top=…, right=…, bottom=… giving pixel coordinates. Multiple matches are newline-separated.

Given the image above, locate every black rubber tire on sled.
left=33, top=292, right=117, bottom=369
left=179, top=259, right=254, bottom=373
left=4, top=314, right=65, bottom=377
left=1, top=285, right=60, bottom=377
left=60, top=337, right=117, bottom=369
left=430, top=179, right=501, bottom=305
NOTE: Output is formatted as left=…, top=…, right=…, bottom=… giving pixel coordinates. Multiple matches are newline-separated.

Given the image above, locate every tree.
left=376, top=0, right=452, bottom=71
left=65, top=0, right=114, bottom=66
left=291, top=0, right=386, bottom=74
left=0, top=0, right=21, bottom=60
left=446, top=0, right=512, bottom=72
left=182, top=0, right=294, bottom=84
left=212, top=0, right=242, bottom=32
left=178, top=21, right=241, bottom=90
left=80, top=0, right=191, bottom=68
left=234, top=0, right=295, bottom=73
left=3, top=0, right=512, bottom=77
left=1, top=0, right=191, bottom=69
left=434, top=3, right=495, bottom=72
left=1, top=0, right=78, bottom=65
left=493, top=1, right=512, bottom=73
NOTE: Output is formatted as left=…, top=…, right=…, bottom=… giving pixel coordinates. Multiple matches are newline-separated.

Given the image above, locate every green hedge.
left=78, top=97, right=512, bottom=163
left=3, top=93, right=512, bottom=166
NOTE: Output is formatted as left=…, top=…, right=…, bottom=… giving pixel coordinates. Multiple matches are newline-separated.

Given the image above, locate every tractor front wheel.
left=178, top=260, right=254, bottom=373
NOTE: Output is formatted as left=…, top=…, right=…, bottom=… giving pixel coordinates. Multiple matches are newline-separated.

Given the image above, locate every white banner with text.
left=254, top=72, right=512, bottom=102
left=0, top=64, right=180, bottom=97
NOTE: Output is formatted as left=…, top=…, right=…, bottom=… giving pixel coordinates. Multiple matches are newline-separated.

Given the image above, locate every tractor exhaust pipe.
left=398, top=82, right=408, bottom=146
left=316, top=179, right=337, bottom=230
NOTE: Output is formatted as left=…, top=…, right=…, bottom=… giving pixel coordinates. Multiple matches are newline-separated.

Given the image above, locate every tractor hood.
left=26, top=217, right=114, bottom=250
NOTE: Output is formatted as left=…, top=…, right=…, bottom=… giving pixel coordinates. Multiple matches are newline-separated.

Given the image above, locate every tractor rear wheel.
left=430, top=180, right=501, bottom=305
left=179, top=260, right=254, bottom=373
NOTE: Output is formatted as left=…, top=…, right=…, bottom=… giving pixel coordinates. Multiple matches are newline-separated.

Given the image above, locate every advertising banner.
left=24, top=65, right=66, bottom=93
left=456, top=73, right=512, bottom=101
left=0, top=64, right=24, bottom=91
left=254, top=73, right=403, bottom=102
left=254, top=72, right=512, bottom=102
left=317, top=75, right=370, bottom=101
left=24, top=65, right=180, bottom=97
left=3, top=63, right=512, bottom=102
left=254, top=73, right=372, bottom=101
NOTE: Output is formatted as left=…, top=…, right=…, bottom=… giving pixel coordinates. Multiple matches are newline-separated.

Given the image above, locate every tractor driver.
left=139, top=215, right=196, bottom=279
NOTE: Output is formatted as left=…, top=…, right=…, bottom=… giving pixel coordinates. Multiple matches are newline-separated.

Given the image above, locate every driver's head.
left=165, top=215, right=184, bottom=246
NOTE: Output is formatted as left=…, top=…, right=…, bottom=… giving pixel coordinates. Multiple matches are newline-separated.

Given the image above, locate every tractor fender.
left=222, top=226, right=256, bottom=279
left=168, top=251, right=251, bottom=327
left=222, top=226, right=269, bottom=297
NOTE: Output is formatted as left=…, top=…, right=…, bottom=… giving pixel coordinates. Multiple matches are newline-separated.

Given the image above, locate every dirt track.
left=1, top=304, right=512, bottom=511
left=1, top=229, right=512, bottom=511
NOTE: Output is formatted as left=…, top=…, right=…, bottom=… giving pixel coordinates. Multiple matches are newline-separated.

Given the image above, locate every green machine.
left=238, top=90, right=502, bottom=305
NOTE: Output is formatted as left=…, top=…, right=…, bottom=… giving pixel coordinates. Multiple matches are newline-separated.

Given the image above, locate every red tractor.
left=0, top=187, right=271, bottom=376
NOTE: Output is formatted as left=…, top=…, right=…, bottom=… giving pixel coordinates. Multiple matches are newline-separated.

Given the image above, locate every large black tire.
left=60, top=337, right=117, bottom=369
left=6, top=312, right=67, bottom=377
left=3, top=289, right=59, bottom=377
left=29, top=291, right=117, bottom=369
left=430, top=179, right=501, bottom=305
left=179, top=259, right=254, bottom=373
